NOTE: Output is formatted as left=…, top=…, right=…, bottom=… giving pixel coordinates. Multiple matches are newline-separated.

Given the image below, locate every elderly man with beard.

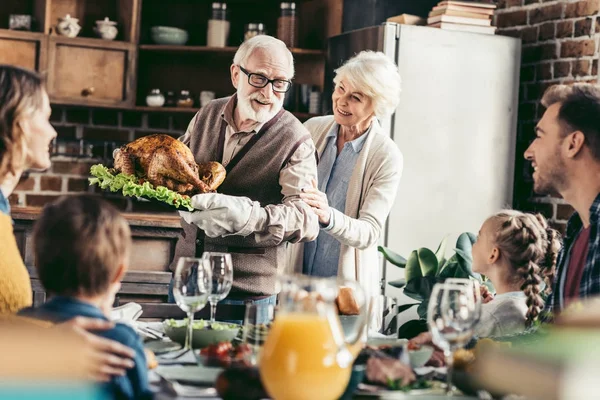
left=171, top=35, right=318, bottom=311
left=524, top=83, right=600, bottom=319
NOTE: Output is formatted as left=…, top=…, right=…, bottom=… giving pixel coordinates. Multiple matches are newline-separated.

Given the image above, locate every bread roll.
left=336, top=286, right=360, bottom=315
left=145, top=348, right=158, bottom=370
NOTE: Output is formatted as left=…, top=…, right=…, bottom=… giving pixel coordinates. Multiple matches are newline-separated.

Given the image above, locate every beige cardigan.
left=287, top=115, right=403, bottom=326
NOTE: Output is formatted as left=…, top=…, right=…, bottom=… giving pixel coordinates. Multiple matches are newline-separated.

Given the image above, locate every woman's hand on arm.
left=55, top=316, right=135, bottom=382
left=300, top=179, right=332, bottom=226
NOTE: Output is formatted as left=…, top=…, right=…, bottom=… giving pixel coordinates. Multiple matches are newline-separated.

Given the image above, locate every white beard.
left=237, top=92, right=283, bottom=123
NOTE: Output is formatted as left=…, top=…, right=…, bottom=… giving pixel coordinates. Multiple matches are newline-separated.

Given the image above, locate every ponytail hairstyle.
left=491, top=210, right=561, bottom=327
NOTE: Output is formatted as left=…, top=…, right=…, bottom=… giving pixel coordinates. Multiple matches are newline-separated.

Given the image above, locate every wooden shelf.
left=0, top=28, right=45, bottom=40
left=133, top=106, right=319, bottom=120
left=135, top=106, right=198, bottom=113
left=139, top=44, right=325, bottom=56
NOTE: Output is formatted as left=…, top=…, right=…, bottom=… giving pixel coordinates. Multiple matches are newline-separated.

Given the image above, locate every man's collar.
left=221, top=94, right=264, bottom=134
left=565, top=191, right=600, bottom=238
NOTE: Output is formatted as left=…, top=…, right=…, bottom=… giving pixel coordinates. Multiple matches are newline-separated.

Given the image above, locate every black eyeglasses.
left=238, top=65, right=292, bottom=93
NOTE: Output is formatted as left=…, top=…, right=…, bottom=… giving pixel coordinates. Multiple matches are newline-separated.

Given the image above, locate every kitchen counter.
left=11, top=207, right=184, bottom=318
left=11, top=206, right=182, bottom=228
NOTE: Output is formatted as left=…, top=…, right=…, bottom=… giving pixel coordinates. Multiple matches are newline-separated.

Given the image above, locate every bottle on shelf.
left=207, top=2, right=229, bottom=48
left=244, top=23, right=266, bottom=41
left=177, top=90, right=194, bottom=108
left=277, top=2, right=297, bottom=48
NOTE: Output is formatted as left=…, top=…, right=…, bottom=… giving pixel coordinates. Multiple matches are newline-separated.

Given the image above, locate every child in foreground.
left=19, top=194, right=151, bottom=399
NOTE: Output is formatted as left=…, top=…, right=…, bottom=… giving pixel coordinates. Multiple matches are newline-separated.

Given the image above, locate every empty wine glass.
left=444, top=278, right=483, bottom=324
left=427, top=283, right=478, bottom=395
left=173, top=257, right=212, bottom=351
left=242, top=303, right=275, bottom=366
left=202, top=252, right=234, bottom=324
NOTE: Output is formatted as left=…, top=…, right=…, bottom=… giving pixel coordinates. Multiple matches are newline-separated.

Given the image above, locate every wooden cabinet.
left=46, top=36, right=136, bottom=106
left=0, top=30, right=47, bottom=71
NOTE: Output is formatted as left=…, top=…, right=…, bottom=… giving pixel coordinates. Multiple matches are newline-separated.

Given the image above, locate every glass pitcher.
left=259, top=274, right=368, bottom=400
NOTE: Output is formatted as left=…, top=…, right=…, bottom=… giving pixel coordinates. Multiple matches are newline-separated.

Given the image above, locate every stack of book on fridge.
left=427, top=1, right=497, bottom=35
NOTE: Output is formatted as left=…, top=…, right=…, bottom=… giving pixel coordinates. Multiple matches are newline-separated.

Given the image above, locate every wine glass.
left=242, top=303, right=275, bottom=366
left=173, top=257, right=212, bottom=351
left=427, top=283, right=478, bottom=395
left=202, top=252, right=234, bottom=324
left=444, top=278, right=483, bottom=324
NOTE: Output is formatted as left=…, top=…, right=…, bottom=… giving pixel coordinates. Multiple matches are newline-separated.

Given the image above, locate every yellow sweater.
left=0, top=213, right=32, bottom=315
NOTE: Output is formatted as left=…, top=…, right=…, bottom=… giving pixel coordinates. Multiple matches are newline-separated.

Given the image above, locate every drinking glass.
left=202, top=252, right=234, bottom=324
left=444, top=278, right=483, bottom=324
left=242, top=303, right=275, bottom=366
left=427, top=283, right=478, bottom=395
left=173, top=257, right=212, bottom=350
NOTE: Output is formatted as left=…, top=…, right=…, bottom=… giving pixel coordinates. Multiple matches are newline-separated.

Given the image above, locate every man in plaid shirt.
left=525, top=83, right=600, bottom=320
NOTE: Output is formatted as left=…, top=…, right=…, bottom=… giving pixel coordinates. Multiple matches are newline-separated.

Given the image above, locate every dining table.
left=137, top=319, right=481, bottom=400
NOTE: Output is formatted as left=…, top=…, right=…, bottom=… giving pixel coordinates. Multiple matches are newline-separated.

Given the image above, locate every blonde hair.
left=333, top=51, right=401, bottom=119
left=0, top=65, right=45, bottom=179
left=33, top=195, right=131, bottom=297
left=490, top=210, right=561, bottom=326
left=233, top=35, right=295, bottom=78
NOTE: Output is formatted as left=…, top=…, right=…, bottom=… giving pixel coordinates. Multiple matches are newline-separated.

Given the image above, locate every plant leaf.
left=388, top=279, right=407, bottom=289
left=403, top=276, right=438, bottom=302
left=435, top=235, right=449, bottom=266
left=417, top=247, right=439, bottom=277
left=398, top=319, right=428, bottom=339
left=455, top=232, right=481, bottom=280
left=397, top=303, right=419, bottom=314
left=378, top=246, right=407, bottom=268
left=417, top=301, right=429, bottom=320
left=436, top=253, right=458, bottom=277
left=405, top=250, right=422, bottom=282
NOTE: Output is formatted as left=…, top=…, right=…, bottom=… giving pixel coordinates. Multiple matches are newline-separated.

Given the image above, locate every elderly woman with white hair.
left=290, top=51, right=403, bottom=322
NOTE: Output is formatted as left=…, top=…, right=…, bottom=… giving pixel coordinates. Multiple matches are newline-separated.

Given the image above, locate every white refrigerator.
left=326, top=23, right=521, bottom=299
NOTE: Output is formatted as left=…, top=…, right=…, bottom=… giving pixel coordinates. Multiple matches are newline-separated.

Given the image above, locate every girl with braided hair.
left=472, top=210, right=561, bottom=337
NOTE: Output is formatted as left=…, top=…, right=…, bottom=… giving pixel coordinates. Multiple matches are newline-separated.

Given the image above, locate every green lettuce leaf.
left=88, top=164, right=194, bottom=211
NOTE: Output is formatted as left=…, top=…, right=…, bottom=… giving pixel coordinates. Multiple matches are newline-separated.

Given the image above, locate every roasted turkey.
left=113, top=134, right=226, bottom=195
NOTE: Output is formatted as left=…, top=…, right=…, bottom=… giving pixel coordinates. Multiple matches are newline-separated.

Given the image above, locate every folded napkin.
left=110, top=302, right=143, bottom=324
left=156, top=349, right=197, bottom=365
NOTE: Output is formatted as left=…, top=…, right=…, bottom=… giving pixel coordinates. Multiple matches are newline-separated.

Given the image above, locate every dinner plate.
left=355, top=386, right=477, bottom=399
left=145, top=340, right=182, bottom=355
left=134, top=194, right=189, bottom=212
left=155, top=365, right=223, bottom=386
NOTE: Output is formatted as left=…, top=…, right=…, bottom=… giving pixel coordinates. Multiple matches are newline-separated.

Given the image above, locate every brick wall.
left=496, top=0, right=600, bottom=233
left=9, top=106, right=194, bottom=214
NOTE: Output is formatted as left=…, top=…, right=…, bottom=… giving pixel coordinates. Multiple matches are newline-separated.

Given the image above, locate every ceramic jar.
left=56, top=14, right=81, bottom=38
left=94, top=17, right=118, bottom=40
left=177, top=90, right=194, bottom=108
left=146, top=89, right=165, bottom=107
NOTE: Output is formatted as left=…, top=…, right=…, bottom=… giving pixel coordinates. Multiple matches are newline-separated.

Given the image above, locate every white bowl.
left=408, top=345, right=434, bottom=368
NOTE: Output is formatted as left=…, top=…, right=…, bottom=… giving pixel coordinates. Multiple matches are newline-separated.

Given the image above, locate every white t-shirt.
left=475, top=291, right=528, bottom=338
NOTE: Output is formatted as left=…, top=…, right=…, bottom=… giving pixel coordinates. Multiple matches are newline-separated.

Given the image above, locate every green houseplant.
left=378, top=233, right=494, bottom=339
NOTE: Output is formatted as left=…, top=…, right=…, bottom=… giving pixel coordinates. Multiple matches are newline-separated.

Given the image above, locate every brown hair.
left=0, top=65, right=45, bottom=179
left=491, top=211, right=561, bottom=326
left=33, top=195, right=131, bottom=297
left=541, top=83, right=600, bottom=161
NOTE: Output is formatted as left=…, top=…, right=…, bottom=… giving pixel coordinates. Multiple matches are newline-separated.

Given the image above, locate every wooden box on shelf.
left=0, top=29, right=47, bottom=71
left=46, top=36, right=137, bottom=107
